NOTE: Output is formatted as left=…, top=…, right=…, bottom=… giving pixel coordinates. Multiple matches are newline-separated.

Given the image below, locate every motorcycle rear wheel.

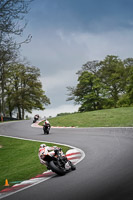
left=49, top=160, right=66, bottom=176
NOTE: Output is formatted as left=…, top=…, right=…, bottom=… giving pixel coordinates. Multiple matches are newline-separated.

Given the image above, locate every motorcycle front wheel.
left=49, top=160, right=66, bottom=176
left=44, top=130, right=49, bottom=134
left=43, top=127, right=49, bottom=134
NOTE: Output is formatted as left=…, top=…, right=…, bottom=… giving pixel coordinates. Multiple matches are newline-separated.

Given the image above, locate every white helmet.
left=40, top=144, right=46, bottom=148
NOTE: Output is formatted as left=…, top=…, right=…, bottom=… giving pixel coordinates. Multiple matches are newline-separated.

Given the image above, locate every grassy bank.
left=0, top=136, right=70, bottom=190
left=46, top=107, right=133, bottom=127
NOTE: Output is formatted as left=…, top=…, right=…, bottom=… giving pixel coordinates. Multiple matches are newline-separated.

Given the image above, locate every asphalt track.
left=0, top=120, right=133, bottom=200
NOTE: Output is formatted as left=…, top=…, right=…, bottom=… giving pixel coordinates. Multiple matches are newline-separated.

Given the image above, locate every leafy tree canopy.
left=5, top=63, right=50, bottom=119
left=67, top=55, right=133, bottom=112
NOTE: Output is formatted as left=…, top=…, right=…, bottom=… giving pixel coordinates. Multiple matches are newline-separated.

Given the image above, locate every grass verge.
left=0, top=136, right=70, bottom=190
left=41, top=107, right=133, bottom=127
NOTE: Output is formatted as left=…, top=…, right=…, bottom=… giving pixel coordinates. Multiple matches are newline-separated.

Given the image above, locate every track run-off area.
left=0, top=120, right=133, bottom=200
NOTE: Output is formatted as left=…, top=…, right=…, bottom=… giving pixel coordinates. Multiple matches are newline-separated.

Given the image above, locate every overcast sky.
left=20, top=0, right=133, bottom=118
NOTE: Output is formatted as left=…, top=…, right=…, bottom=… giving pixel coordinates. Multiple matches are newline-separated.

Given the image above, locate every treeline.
left=3, top=63, right=50, bottom=119
left=67, top=55, right=133, bottom=112
left=0, top=0, right=50, bottom=119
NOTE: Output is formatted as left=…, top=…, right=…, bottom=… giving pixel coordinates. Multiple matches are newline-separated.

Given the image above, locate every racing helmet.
left=40, top=144, right=46, bottom=148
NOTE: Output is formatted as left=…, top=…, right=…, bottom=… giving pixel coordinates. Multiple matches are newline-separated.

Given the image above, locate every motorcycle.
left=41, top=147, right=76, bottom=176
left=43, top=120, right=51, bottom=134
left=33, top=115, right=39, bottom=123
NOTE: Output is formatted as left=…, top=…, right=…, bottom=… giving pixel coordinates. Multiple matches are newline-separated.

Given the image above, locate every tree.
left=77, top=60, right=100, bottom=76
left=67, top=71, right=103, bottom=112
left=0, top=38, right=18, bottom=116
left=98, top=55, right=126, bottom=108
left=67, top=55, right=132, bottom=112
left=0, top=0, right=32, bottom=116
left=5, top=63, right=50, bottom=119
left=0, top=0, right=32, bottom=35
left=123, top=58, right=133, bottom=105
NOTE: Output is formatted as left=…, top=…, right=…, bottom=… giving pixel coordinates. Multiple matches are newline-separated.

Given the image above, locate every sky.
left=20, top=0, right=133, bottom=118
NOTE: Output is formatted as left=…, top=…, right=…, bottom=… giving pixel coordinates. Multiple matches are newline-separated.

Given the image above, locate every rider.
left=44, top=119, right=51, bottom=126
left=43, top=116, right=51, bottom=127
left=38, top=144, right=60, bottom=165
left=34, top=114, right=39, bottom=121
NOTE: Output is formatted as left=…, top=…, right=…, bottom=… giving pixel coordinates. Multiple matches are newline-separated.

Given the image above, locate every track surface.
left=0, top=120, right=133, bottom=200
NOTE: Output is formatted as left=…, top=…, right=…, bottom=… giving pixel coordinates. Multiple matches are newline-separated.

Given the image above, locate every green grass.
left=44, top=107, right=133, bottom=127
left=0, top=136, right=70, bottom=190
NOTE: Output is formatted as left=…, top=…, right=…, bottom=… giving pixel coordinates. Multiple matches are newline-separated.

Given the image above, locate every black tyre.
left=49, top=160, right=66, bottom=176
left=43, top=127, right=46, bottom=134
left=43, top=127, right=49, bottom=134
left=43, top=130, right=49, bottom=134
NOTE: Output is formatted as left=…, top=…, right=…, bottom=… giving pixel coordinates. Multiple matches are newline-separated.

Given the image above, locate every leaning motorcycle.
left=43, top=120, right=51, bottom=134
left=33, top=115, right=39, bottom=123
left=41, top=148, right=76, bottom=175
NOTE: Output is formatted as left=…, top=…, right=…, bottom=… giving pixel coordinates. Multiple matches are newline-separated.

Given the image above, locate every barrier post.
left=1, top=115, right=3, bottom=122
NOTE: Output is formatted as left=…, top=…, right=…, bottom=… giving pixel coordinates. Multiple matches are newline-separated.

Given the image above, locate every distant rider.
left=44, top=119, right=51, bottom=127
left=43, top=116, right=51, bottom=127
left=34, top=114, right=39, bottom=120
